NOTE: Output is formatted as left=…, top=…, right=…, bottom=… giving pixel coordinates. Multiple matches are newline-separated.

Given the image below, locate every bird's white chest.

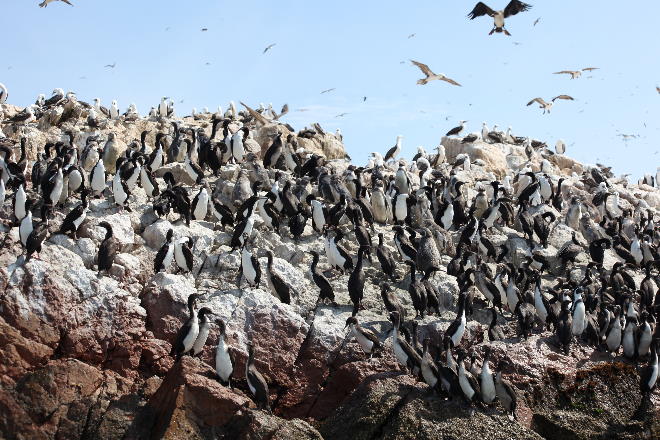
left=452, top=313, right=466, bottom=346
left=351, top=325, right=374, bottom=353
left=215, top=338, right=233, bottom=381
left=182, top=316, right=199, bottom=353
left=73, top=208, right=88, bottom=229
left=481, top=366, right=496, bottom=403
left=421, top=359, right=437, bottom=387
left=494, top=12, right=505, bottom=27
left=194, top=190, right=209, bottom=219
left=193, top=320, right=211, bottom=354
left=458, top=368, right=475, bottom=399
left=20, top=214, right=33, bottom=246
left=242, top=250, right=257, bottom=283
left=91, top=162, right=106, bottom=190
left=163, top=244, right=174, bottom=267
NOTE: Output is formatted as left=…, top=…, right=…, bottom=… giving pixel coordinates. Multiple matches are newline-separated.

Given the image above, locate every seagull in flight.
left=335, top=113, right=349, bottom=118
left=362, top=96, right=367, bottom=102
left=407, top=33, right=416, bottom=39
left=104, top=62, right=117, bottom=69
left=263, top=43, right=276, bottom=54
left=533, top=17, right=540, bottom=26
left=410, top=60, right=461, bottom=86
left=39, top=0, right=73, bottom=7
left=201, top=28, right=208, bottom=32
left=553, top=67, right=599, bottom=79
left=526, top=95, right=574, bottom=114
left=320, top=88, right=336, bottom=94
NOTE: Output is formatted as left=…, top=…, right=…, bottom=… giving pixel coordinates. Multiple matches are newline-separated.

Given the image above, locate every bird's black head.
left=344, top=316, right=358, bottom=328
left=198, top=307, right=213, bottom=318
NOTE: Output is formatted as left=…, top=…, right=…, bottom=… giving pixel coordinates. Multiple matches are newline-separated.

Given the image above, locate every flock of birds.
left=0, top=0, right=655, bottom=422
left=0, top=81, right=659, bottom=417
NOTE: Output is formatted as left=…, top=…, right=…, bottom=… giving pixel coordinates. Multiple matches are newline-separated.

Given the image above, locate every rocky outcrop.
left=1, top=97, right=658, bottom=440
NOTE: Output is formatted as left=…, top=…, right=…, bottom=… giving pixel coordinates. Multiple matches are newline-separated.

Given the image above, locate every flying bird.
left=263, top=43, right=276, bottom=54
left=201, top=28, right=208, bottom=32
left=526, top=95, right=574, bottom=114
left=533, top=17, right=540, bottom=26
left=467, top=1, right=532, bottom=36
left=362, top=96, right=367, bottom=102
left=39, top=0, right=73, bottom=6
left=104, top=62, right=116, bottom=69
left=553, top=67, right=599, bottom=79
left=407, top=33, right=416, bottom=39
left=410, top=60, right=461, bottom=86
left=656, top=86, right=660, bottom=94
left=335, top=113, right=349, bottom=118
left=320, top=88, right=336, bottom=94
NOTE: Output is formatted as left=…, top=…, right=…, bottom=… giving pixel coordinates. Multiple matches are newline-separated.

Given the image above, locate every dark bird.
left=97, top=222, right=118, bottom=275
left=104, top=62, right=117, bottom=69
left=310, top=251, right=336, bottom=305
left=246, top=342, right=270, bottom=411
left=263, top=43, right=276, bottom=54
left=467, top=1, right=532, bottom=36
left=320, top=88, right=336, bottom=94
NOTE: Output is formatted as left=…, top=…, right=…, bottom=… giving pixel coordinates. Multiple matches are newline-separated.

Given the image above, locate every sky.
left=3, top=1, right=660, bottom=178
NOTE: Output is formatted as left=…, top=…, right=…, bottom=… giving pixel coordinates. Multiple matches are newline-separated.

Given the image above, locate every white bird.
left=109, top=100, right=119, bottom=119
left=410, top=60, right=462, bottom=86
left=159, top=97, right=168, bottom=118
left=467, top=1, right=532, bottom=36
left=39, top=0, right=73, bottom=7
left=0, top=83, right=7, bottom=104
left=553, top=67, right=599, bottom=79
left=481, top=122, right=489, bottom=140
left=555, top=139, right=566, bottom=154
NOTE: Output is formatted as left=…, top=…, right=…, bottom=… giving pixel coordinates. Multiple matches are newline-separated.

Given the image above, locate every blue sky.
left=3, top=1, right=660, bottom=177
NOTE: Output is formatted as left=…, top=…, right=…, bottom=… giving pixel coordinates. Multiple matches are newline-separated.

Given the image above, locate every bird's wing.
left=410, top=60, right=434, bottom=77
left=503, top=0, right=532, bottom=17
left=239, top=101, right=269, bottom=125
left=467, top=2, right=496, bottom=19
left=526, top=97, right=546, bottom=106
left=553, top=71, right=574, bottom=75
left=441, top=75, right=462, bottom=87
left=581, top=67, right=599, bottom=71
left=656, top=86, right=660, bottom=94
left=274, top=103, right=288, bottom=120
left=552, top=95, right=574, bottom=101
left=61, top=0, right=74, bottom=5
left=359, top=326, right=381, bottom=346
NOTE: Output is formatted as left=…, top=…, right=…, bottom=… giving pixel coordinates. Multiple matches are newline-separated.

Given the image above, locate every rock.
left=441, top=137, right=511, bottom=178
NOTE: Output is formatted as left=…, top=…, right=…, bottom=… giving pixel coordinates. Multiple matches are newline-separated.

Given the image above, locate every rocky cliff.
left=0, top=100, right=658, bottom=440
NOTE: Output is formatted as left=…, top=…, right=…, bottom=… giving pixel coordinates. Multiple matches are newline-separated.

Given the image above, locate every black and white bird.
left=215, top=319, right=234, bottom=387
left=170, top=294, right=200, bottom=360
left=174, top=237, right=194, bottom=273
left=410, top=60, right=462, bottom=86
left=345, top=316, right=382, bottom=358
left=154, top=229, right=175, bottom=272
left=384, top=135, right=403, bottom=162
left=446, top=120, right=468, bottom=137
left=467, top=1, right=532, bottom=36
left=526, top=95, right=574, bottom=114
left=0, top=83, right=7, bottom=104
left=191, top=307, right=214, bottom=356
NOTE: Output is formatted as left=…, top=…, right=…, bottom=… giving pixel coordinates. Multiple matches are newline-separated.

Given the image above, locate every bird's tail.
left=39, top=1, right=47, bottom=6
